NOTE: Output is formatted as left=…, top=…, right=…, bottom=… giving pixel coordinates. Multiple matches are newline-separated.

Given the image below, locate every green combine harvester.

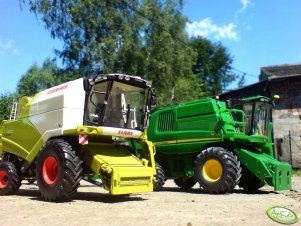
left=148, top=96, right=292, bottom=193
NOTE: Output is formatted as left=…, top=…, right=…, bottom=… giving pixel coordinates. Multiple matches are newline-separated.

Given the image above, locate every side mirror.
left=150, top=88, right=157, bottom=110
left=83, top=77, right=90, bottom=93
left=151, top=97, right=157, bottom=110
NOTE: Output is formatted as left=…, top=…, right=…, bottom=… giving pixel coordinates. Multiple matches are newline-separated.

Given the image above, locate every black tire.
left=174, top=176, right=197, bottom=190
left=0, top=162, right=20, bottom=195
left=153, top=163, right=165, bottom=191
left=1, top=152, right=22, bottom=185
left=194, top=147, right=241, bottom=194
left=36, top=139, right=83, bottom=202
left=238, top=167, right=264, bottom=192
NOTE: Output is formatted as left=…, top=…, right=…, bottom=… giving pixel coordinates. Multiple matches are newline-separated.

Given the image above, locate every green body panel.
left=148, top=97, right=292, bottom=191
left=237, top=149, right=291, bottom=191
left=0, top=118, right=42, bottom=159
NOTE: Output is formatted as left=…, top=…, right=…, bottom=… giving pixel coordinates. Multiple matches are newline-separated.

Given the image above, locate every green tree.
left=24, top=0, right=144, bottom=75
left=190, top=36, right=237, bottom=96
left=23, top=0, right=196, bottom=106
left=22, top=0, right=237, bottom=106
left=171, top=75, right=207, bottom=105
left=0, top=92, right=15, bottom=122
left=17, top=59, right=75, bottom=97
left=0, top=59, right=76, bottom=122
left=140, top=0, right=195, bottom=106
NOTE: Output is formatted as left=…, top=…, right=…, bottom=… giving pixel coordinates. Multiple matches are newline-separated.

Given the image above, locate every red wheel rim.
left=0, top=170, right=9, bottom=188
left=42, top=156, right=58, bottom=185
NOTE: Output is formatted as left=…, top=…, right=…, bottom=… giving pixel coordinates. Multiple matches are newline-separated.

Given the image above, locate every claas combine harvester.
left=0, top=74, right=158, bottom=202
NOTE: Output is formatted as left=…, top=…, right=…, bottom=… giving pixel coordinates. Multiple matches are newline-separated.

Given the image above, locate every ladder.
left=9, top=102, right=18, bottom=120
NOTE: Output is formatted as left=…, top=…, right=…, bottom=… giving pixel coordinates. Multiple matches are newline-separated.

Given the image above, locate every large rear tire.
left=36, top=139, right=83, bottom=202
left=0, top=162, right=20, bottom=195
left=194, top=147, right=241, bottom=194
left=174, top=176, right=197, bottom=190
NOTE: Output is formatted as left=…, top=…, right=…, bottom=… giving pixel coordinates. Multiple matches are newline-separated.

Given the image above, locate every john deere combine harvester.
left=0, top=74, right=157, bottom=201
left=148, top=96, right=292, bottom=193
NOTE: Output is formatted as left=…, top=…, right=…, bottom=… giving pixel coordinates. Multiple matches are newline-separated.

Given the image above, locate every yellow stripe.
left=154, top=137, right=221, bottom=145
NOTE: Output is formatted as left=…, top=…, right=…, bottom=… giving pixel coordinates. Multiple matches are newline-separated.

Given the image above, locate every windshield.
left=243, top=103, right=253, bottom=135
left=252, top=102, right=270, bottom=136
left=243, top=102, right=271, bottom=136
left=85, top=81, right=149, bottom=130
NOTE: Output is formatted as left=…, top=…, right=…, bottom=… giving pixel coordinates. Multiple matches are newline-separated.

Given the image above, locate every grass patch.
left=292, top=170, right=301, bottom=176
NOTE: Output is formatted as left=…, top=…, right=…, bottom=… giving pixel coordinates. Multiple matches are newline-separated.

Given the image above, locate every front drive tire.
left=0, top=162, right=20, bottom=195
left=174, top=176, right=197, bottom=190
left=36, top=139, right=83, bottom=202
left=194, top=147, right=241, bottom=194
left=238, top=166, right=264, bottom=192
left=153, top=163, right=165, bottom=191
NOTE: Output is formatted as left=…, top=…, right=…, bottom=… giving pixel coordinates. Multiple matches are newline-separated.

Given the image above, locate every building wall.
left=270, top=78, right=301, bottom=168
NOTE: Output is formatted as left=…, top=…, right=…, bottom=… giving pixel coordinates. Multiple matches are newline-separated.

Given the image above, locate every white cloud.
left=0, top=39, right=19, bottom=55
left=240, top=0, right=251, bottom=13
left=186, top=17, right=239, bottom=41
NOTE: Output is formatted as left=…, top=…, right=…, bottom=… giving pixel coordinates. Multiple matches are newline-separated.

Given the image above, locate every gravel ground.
left=0, top=176, right=300, bottom=226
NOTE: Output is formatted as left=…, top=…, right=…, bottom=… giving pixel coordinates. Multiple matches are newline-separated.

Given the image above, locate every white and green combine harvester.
left=0, top=74, right=157, bottom=201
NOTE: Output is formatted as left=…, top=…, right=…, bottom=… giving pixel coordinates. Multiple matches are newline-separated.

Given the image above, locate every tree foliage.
left=23, top=0, right=196, bottom=105
left=190, top=36, right=237, bottom=96
left=17, top=59, right=79, bottom=97
left=17, top=0, right=237, bottom=107
left=0, top=59, right=78, bottom=122
left=171, top=75, right=207, bottom=104
left=0, top=92, right=14, bottom=122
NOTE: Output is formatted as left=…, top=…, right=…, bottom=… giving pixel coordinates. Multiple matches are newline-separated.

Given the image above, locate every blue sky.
left=1, top=0, right=301, bottom=93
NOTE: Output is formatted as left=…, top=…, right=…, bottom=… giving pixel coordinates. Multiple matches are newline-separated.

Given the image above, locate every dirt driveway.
left=0, top=176, right=300, bottom=226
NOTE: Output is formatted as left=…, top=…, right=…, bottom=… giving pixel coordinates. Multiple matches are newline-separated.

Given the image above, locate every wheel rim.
left=42, top=156, right=58, bottom=185
left=202, top=159, right=223, bottom=182
left=0, top=170, right=9, bottom=188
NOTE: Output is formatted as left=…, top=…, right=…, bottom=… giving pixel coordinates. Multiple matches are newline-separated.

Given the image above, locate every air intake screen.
left=158, top=110, right=175, bottom=132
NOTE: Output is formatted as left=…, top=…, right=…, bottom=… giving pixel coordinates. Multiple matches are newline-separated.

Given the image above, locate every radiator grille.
left=158, top=110, right=175, bottom=132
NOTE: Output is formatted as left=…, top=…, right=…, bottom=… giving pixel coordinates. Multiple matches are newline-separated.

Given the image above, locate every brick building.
left=220, top=63, right=301, bottom=168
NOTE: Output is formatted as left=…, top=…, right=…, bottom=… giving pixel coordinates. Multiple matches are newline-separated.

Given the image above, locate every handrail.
left=222, top=109, right=245, bottom=134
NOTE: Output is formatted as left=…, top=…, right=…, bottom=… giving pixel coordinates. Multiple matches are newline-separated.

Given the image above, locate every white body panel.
left=29, top=78, right=85, bottom=137
left=102, top=127, right=143, bottom=139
